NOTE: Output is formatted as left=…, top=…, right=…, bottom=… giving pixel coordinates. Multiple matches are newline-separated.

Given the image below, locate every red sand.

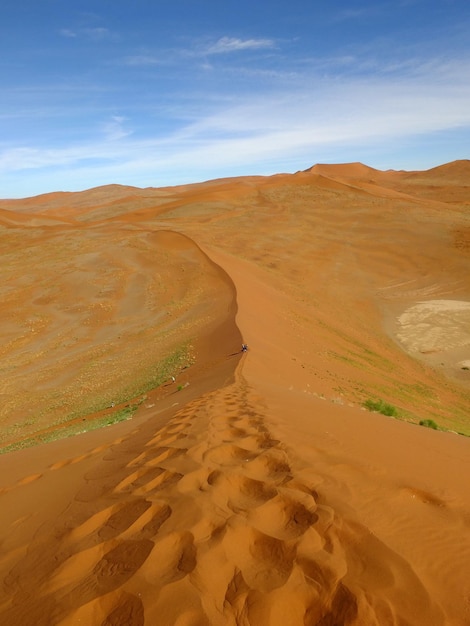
left=0, top=161, right=469, bottom=625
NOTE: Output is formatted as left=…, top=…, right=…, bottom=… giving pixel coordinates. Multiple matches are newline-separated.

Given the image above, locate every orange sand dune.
left=0, top=162, right=469, bottom=625
left=306, top=159, right=470, bottom=205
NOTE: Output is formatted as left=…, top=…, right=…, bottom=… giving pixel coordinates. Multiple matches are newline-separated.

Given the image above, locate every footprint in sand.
left=303, top=581, right=359, bottom=625
left=136, top=502, right=172, bottom=540
left=236, top=431, right=280, bottom=451
left=68, top=539, right=154, bottom=605
left=101, top=592, right=144, bottom=626
left=224, top=523, right=296, bottom=592
left=145, top=431, right=187, bottom=447
left=248, top=490, right=319, bottom=540
left=243, top=449, right=292, bottom=484
left=138, top=531, right=196, bottom=586
left=117, top=468, right=184, bottom=496
left=0, top=472, right=43, bottom=495
left=49, top=455, right=87, bottom=471
left=20, top=472, right=43, bottom=486
left=125, top=449, right=153, bottom=467
left=401, top=486, right=446, bottom=507
left=206, top=471, right=278, bottom=514
left=29, top=538, right=155, bottom=623
left=113, top=466, right=165, bottom=492
left=68, top=500, right=171, bottom=549
left=203, top=443, right=259, bottom=466
left=94, top=540, right=154, bottom=588
left=98, top=499, right=152, bottom=540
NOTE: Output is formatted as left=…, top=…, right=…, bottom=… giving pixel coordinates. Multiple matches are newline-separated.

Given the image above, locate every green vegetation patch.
left=0, top=405, right=139, bottom=455
left=0, top=343, right=194, bottom=454
left=419, top=419, right=439, bottom=430
left=64, top=343, right=193, bottom=423
left=363, top=398, right=398, bottom=417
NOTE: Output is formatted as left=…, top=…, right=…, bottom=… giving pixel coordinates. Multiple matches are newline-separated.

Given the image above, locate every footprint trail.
left=0, top=373, right=445, bottom=625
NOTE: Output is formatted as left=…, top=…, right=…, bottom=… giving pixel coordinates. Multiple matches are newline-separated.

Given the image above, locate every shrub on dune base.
left=363, top=398, right=398, bottom=417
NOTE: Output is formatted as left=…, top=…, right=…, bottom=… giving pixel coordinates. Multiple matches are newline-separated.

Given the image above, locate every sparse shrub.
left=177, top=384, right=184, bottom=391
left=363, top=398, right=398, bottom=417
left=419, top=419, right=438, bottom=430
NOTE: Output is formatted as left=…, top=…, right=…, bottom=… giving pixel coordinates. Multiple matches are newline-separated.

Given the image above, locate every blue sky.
left=1, top=0, right=469, bottom=197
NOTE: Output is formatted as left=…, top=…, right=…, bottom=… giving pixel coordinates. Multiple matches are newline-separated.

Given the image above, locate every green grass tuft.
left=363, top=398, right=398, bottom=417
left=419, top=418, right=439, bottom=430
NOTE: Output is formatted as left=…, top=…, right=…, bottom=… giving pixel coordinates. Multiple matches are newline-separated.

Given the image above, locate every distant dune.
left=0, top=161, right=469, bottom=625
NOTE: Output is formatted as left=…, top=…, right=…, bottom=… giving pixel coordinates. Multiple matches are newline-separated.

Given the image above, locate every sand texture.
left=0, top=161, right=469, bottom=625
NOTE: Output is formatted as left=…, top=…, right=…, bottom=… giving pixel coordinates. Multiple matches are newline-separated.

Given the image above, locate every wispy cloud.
left=84, top=27, right=113, bottom=40
left=59, top=28, right=77, bottom=38
left=122, top=37, right=277, bottom=70
left=333, top=2, right=400, bottom=21
left=101, top=116, right=131, bottom=141
left=1, top=54, right=469, bottom=195
left=59, top=26, right=115, bottom=41
left=204, top=37, right=276, bottom=55
left=124, top=54, right=163, bottom=66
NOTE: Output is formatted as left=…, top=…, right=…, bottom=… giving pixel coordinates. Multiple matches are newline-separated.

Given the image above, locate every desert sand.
left=0, top=161, right=469, bottom=625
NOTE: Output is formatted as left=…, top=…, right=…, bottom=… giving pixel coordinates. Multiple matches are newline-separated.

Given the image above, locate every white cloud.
left=204, top=37, right=275, bottom=55
left=101, top=116, right=131, bottom=141
left=1, top=56, right=469, bottom=195
left=59, top=28, right=77, bottom=38
left=59, top=26, right=114, bottom=41
left=333, top=2, right=404, bottom=22
left=83, top=27, right=113, bottom=40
